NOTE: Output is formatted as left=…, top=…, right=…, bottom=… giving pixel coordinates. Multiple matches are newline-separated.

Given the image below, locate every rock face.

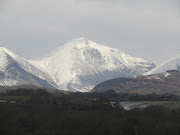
left=0, top=47, right=54, bottom=88
left=145, top=54, right=180, bottom=75
left=92, top=70, right=180, bottom=95
left=31, top=38, right=155, bottom=92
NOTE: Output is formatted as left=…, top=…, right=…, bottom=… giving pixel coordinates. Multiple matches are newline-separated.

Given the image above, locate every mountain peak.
left=71, top=37, right=89, bottom=41
left=64, top=37, right=93, bottom=48
left=70, top=37, right=92, bottom=42
left=0, top=47, right=16, bottom=58
left=0, top=47, right=16, bottom=69
left=0, top=47, right=9, bottom=53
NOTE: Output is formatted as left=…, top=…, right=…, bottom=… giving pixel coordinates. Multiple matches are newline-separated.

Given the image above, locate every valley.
left=0, top=38, right=180, bottom=135
left=0, top=88, right=180, bottom=135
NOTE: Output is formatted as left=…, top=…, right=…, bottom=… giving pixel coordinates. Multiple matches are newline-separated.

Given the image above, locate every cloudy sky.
left=0, top=0, right=180, bottom=64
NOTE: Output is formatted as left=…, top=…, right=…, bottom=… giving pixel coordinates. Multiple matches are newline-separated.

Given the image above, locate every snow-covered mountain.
left=31, top=38, right=155, bottom=92
left=0, top=47, right=54, bottom=88
left=146, top=54, right=180, bottom=75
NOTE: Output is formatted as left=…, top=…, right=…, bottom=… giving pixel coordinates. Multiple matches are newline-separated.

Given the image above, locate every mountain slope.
left=146, top=54, right=180, bottom=75
left=0, top=47, right=54, bottom=88
left=31, top=38, right=155, bottom=92
left=92, top=70, right=180, bottom=95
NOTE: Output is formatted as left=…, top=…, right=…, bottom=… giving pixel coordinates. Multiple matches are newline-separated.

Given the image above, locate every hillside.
left=92, top=70, right=180, bottom=95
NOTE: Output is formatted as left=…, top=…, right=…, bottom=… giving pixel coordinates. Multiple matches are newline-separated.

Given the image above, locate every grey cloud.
left=0, top=0, right=180, bottom=64
left=0, top=0, right=6, bottom=11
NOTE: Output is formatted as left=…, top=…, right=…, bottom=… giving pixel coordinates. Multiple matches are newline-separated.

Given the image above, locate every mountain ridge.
left=145, top=54, right=180, bottom=75
left=0, top=47, right=54, bottom=88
